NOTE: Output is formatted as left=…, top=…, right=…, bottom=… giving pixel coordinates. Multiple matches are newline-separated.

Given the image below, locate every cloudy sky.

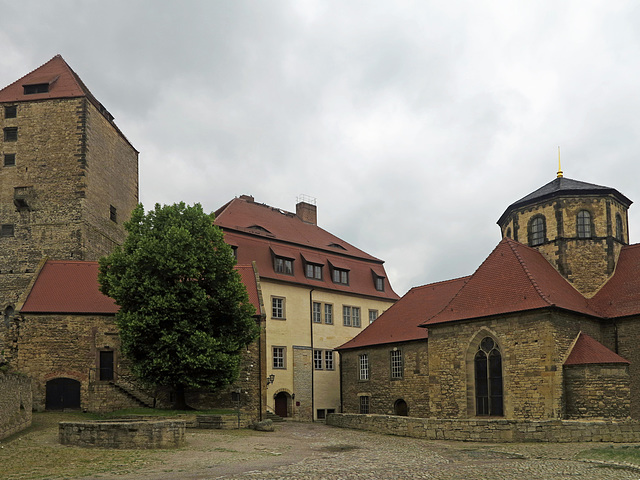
left=1, top=1, right=639, bottom=295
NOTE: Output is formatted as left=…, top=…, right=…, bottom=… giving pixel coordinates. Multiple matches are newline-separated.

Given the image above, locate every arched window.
left=528, top=215, right=545, bottom=246
left=616, top=214, right=624, bottom=242
left=577, top=210, right=592, bottom=238
left=474, top=337, right=503, bottom=416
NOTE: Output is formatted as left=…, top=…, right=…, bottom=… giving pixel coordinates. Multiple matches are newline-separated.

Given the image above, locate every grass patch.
left=578, top=445, right=640, bottom=465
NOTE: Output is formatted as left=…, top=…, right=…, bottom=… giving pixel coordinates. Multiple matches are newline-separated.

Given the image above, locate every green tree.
left=99, top=202, right=259, bottom=409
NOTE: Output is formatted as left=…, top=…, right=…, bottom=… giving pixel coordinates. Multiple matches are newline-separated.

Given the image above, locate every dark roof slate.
left=498, top=177, right=632, bottom=225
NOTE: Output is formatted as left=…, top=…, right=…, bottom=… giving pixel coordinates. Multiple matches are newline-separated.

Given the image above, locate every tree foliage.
left=99, top=203, right=259, bottom=407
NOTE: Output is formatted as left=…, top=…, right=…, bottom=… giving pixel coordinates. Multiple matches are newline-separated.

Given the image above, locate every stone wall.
left=0, top=372, right=32, bottom=440
left=340, top=340, right=429, bottom=417
left=615, top=317, right=640, bottom=419
left=427, top=310, right=604, bottom=420
left=59, top=419, right=185, bottom=449
left=327, top=413, right=640, bottom=443
left=564, top=364, right=630, bottom=419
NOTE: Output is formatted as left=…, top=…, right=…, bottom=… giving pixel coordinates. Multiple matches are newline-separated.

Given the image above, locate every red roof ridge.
left=505, top=238, right=554, bottom=307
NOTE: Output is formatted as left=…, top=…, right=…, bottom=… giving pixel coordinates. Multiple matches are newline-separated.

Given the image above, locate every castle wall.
left=340, top=340, right=429, bottom=417
left=0, top=372, right=31, bottom=440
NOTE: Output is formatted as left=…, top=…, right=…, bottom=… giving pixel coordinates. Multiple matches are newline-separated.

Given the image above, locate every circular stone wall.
left=59, top=419, right=186, bottom=449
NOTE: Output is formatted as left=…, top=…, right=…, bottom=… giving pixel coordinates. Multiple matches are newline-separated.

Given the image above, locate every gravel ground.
left=75, top=421, right=640, bottom=480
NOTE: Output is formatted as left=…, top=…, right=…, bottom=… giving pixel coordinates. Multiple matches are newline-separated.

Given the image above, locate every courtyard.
left=2, top=413, right=640, bottom=480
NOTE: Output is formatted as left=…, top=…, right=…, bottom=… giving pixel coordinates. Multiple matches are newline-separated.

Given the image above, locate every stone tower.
left=0, top=55, right=139, bottom=313
left=497, top=173, right=632, bottom=296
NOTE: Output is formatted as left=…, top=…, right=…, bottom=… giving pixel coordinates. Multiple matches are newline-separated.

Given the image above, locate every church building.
left=339, top=169, right=639, bottom=421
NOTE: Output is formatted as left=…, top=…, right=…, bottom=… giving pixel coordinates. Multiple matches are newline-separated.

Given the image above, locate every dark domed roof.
left=498, top=177, right=632, bottom=226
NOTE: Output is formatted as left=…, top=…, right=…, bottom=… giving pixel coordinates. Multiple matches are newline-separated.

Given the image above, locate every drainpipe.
left=309, top=288, right=315, bottom=422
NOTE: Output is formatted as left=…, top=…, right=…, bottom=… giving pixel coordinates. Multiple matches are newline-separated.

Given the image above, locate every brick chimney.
left=296, top=195, right=317, bottom=225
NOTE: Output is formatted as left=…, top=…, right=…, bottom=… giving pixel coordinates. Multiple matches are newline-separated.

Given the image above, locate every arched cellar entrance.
left=46, top=378, right=81, bottom=410
left=394, top=399, right=408, bottom=416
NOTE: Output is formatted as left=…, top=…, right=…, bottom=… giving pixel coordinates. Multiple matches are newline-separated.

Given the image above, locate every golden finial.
left=557, top=146, right=563, bottom=178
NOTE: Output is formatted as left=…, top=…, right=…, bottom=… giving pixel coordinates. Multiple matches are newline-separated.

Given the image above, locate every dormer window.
left=375, top=276, right=384, bottom=291
left=305, top=263, right=322, bottom=280
left=332, top=268, right=349, bottom=285
left=24, top=83, right=49, bottom=95
left=328, top=243, right=346, bottom=250
left=274, top=256, right=293, bottom=275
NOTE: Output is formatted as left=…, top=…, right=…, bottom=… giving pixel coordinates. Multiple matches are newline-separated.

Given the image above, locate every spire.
left=557, top=146, right=563, bottom=178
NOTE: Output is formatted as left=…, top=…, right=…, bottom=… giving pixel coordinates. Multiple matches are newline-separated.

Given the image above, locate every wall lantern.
left=266, top=374, right=275, bottom=386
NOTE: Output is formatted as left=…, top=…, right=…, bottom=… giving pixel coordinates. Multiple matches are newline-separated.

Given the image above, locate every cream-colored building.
left=215, top=195, right=398, bottom=420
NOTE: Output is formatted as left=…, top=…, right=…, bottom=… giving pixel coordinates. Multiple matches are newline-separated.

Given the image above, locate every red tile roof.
left=215, top=197, right=399, bottom=300
left=337, top=276, right=468, bottom=350
left=589, top=244, right=640, bottom=318
left=20, top=261, right=118, bottom=314
left=0, top=55, right=137, bottom=151
left=422, top=238, right=596, bottom=326
left=564, top=332, right=629, bottom=365
left=235, top=264, right=264, bottom=316
left=21, top=260, right=264, bottom=316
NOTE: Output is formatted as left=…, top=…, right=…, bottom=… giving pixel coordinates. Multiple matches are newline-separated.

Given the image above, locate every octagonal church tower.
left=497, top=167, right=632, bottom=297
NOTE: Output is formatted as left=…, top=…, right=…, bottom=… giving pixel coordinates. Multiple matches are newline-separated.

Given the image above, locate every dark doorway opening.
left=46, top=378, right=81, bottom=410
left=394, top=399, right=408, bottom=416
left=100, top=350, right=114, bottom=381
left=274, top=391, right=289, bottom=417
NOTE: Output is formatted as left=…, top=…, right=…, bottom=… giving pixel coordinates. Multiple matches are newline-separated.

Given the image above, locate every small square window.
left=273, top=346, right=286, bottom=369
left=4, top=154, right=16, bottom=166
left=369, top=310, right=378, bottom=324
left=4, top=106, right=17, bottom=118
left=1, top=224, right=14, bottom=237
left=316, top=409, right=326, bottom=420
left=110, top=205, right=117, bottom=223
left=3, top=127, right=18, bottom=142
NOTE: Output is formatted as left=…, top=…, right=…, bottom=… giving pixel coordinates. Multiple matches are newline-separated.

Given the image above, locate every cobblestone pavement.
left=78, top=421, right=640, bottom=480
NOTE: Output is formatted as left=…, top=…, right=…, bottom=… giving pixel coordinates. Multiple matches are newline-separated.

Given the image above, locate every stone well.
left=59, top=418, right=186, bottom=449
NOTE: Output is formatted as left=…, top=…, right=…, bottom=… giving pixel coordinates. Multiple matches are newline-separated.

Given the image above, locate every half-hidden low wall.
left=59, top=419, right=186, bottom=449
left=0, top=373, right=32, bottom=440
left=327, top=413, right=640, bottom=443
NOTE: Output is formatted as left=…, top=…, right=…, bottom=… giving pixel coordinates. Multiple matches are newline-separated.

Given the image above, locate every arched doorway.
left=274, top=391, right=290, bottom=417
left=46, top=378, right=81, bottom=410
left=394, top=399, right=408, bottom=416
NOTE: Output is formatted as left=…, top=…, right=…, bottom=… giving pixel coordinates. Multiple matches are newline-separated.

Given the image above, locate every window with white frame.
left=273, top=346, right=286, bottom=369
left=324, top=304, right=333, bottom=324
left=332, top=268, right=349, bottom=285
left=324, top=350, right=334, bottom=370
left=359, top=354, right=369, bottom=380
left=369, top=310, right=378, bottom=324
left=306, top=263, right=322, bottom=280
left=390, top=349, right=403, bottom=379
left=272, top=297, right=285, bottom=319
left=313, top=302, right=322, bottom=323
left=313, top=349, right=323, bottom=370
left=274, top=256, right=293, bottom=275
left=359, top=395, right=370, bottom=414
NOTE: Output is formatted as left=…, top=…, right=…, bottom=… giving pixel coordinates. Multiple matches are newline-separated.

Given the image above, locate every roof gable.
left=422, top=238, right=596, bottom=326
left=338, top=276, right=467, bottom=350
left=565, top=332, right=629, bottom=365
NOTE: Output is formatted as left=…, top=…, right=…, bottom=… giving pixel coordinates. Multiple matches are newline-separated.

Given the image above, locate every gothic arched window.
left=474, top=337, right=503, bottom=416
left=616, top=214, right=624, bottom=242
left=577, top=210, right=592, bottom=238
left=528, top=215, right=546, bottom=246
